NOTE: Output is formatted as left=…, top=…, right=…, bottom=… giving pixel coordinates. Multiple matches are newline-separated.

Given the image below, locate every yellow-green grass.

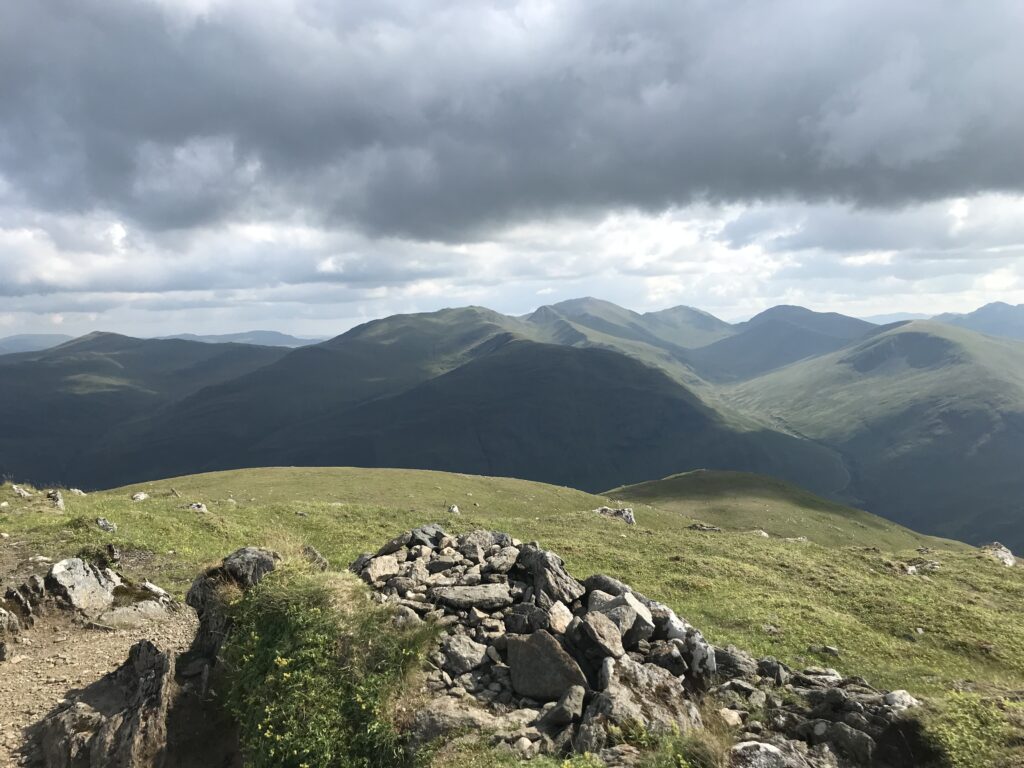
left=2, top=467, right=1023, bottom=764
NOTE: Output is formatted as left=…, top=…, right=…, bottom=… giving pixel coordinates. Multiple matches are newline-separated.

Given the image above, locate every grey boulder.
left=507, top=630, right=587, bottom=701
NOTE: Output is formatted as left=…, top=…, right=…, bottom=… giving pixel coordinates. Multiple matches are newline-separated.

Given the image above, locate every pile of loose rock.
left=352, top=526, right=928, bottom=767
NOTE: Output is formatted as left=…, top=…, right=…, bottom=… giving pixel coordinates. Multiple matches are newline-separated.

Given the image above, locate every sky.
left=1, top=0, right=1024, bottom=337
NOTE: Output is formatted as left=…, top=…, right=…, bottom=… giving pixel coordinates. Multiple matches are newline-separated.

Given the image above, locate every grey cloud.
left=2, top=0, right=1023, bottom=241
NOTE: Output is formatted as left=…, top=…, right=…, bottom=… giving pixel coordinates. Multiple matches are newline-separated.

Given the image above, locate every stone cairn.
left=352, top=526, right=926, bottom=768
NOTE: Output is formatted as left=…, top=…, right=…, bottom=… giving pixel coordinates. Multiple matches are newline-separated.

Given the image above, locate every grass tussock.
left=221, top=565, right=435, bottom=768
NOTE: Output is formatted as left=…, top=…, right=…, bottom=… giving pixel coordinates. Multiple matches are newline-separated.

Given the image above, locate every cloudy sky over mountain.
left=2, top=0, right=1023, bottom=336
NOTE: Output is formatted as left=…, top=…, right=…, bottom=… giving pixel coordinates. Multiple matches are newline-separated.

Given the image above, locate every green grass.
left=2, top=466, right=1024, bottom=765
left=607, top=469, right=961, bottom=550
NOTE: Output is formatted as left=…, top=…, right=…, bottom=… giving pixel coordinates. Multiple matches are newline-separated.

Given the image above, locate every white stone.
left=719, top=708, right=745, bottom=727
left=883, top=690, right=921, bottom=709
left=547, top=601, right=574, bottom=634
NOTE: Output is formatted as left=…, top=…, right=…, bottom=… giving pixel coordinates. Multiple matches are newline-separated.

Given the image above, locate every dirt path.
left=0, top=538, right=198, bottom=766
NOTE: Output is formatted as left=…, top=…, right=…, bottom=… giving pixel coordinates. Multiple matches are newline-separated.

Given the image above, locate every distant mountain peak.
left=933, top=301, right=1024, bottom=341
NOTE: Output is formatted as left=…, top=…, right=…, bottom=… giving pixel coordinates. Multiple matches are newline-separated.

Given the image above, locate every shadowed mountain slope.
left=242, top=340, right=849, bottom=495
left=0, top=334, right=289, bottom=486
left=686, top=307, right=876, bottom=382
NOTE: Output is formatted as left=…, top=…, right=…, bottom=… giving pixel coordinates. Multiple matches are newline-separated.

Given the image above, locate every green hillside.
left=2, top=466, right=1022, bottom=766
left=5, top=302, right=1024, bottom=550
left=524, top=298, right=711, bottom=388
left=0, top=335, right=289, bottom=486
left=607, top=469, right=958, bottom=550
left=166, top=340, right=848, bottom=496
left=728, top=321, right=1024, bottom=548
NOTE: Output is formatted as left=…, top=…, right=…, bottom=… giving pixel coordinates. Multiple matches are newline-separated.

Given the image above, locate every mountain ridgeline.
left=2, top=300, right=1024, bottom=549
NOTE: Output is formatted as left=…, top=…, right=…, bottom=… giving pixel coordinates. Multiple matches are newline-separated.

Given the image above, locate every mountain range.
left=2, top=299, right=1023, bottom=549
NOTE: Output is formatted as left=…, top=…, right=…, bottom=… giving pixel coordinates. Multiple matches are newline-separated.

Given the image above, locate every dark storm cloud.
left=1, top=0, right=1022, bottom=241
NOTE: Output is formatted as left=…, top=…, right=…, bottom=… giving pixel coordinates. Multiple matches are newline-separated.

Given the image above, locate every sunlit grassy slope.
left=607, top=469, right=960, bottom=550
left=2, top=466, right=1022, bottom=708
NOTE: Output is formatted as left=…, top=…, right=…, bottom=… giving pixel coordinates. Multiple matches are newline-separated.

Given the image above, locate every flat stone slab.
left=429, top=584, right=513, bottom=611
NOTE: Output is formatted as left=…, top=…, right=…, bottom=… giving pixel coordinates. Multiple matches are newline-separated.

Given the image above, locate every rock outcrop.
left=353, top=526, right=926, bottom=766
left=185, top=546, right=280, bottom=664
left=27, top=640, right=173, bottom=768
left=980, top=542, right=1016, bottom=567
left=594, top=506, right=636, bottom=525
left=0, top=558, right=175, bottom=642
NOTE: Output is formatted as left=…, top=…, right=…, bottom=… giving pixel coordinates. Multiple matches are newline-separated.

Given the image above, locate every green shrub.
left=222, top=566, right=434, bottom=768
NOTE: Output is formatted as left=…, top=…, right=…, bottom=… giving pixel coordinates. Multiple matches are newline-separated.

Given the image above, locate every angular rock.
left=601, top=591, right=654, bottom=648
left=409, top=524, right=447, bottom=549
left=507, top=630, right=587, bottom=701
left=518, top=544, right=585, bottom=609
left=547, top=601, right=574, bottom=634
left=729, top=741, right=788, bottom=768
left=47, top=489, right=65, bottom=511
left=577, top=612, right=625, bottom=659
left=46, top=558, right=122, bottom=616
left=131, top=492, right=149, bottom=502
left=362, top=554, right=401, bottom=583
left=584, top=655, right=701, bottom=733
left=716, top=645, right=759, bottom=680
left=484, top=545, right=521, bottom=574
left=430, top=584, right=513, bottom=611
left=28, top=640, right=172, bottom=768
left=96, top=518, right=117, bottom=533
left=587, top=589, right=616, bottom=612
left=720, top=708, right=746, bottom=728
left=542, top=685, right=586, bottom=727
left=442, top=634, right=488, bottom=676
left=583, top=574, right=632, bottom=599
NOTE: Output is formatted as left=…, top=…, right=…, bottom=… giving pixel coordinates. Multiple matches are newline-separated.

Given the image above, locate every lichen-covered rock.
left=584, top=655, right=702, bottom=734
left=45, top=558, right=122, bottom=616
